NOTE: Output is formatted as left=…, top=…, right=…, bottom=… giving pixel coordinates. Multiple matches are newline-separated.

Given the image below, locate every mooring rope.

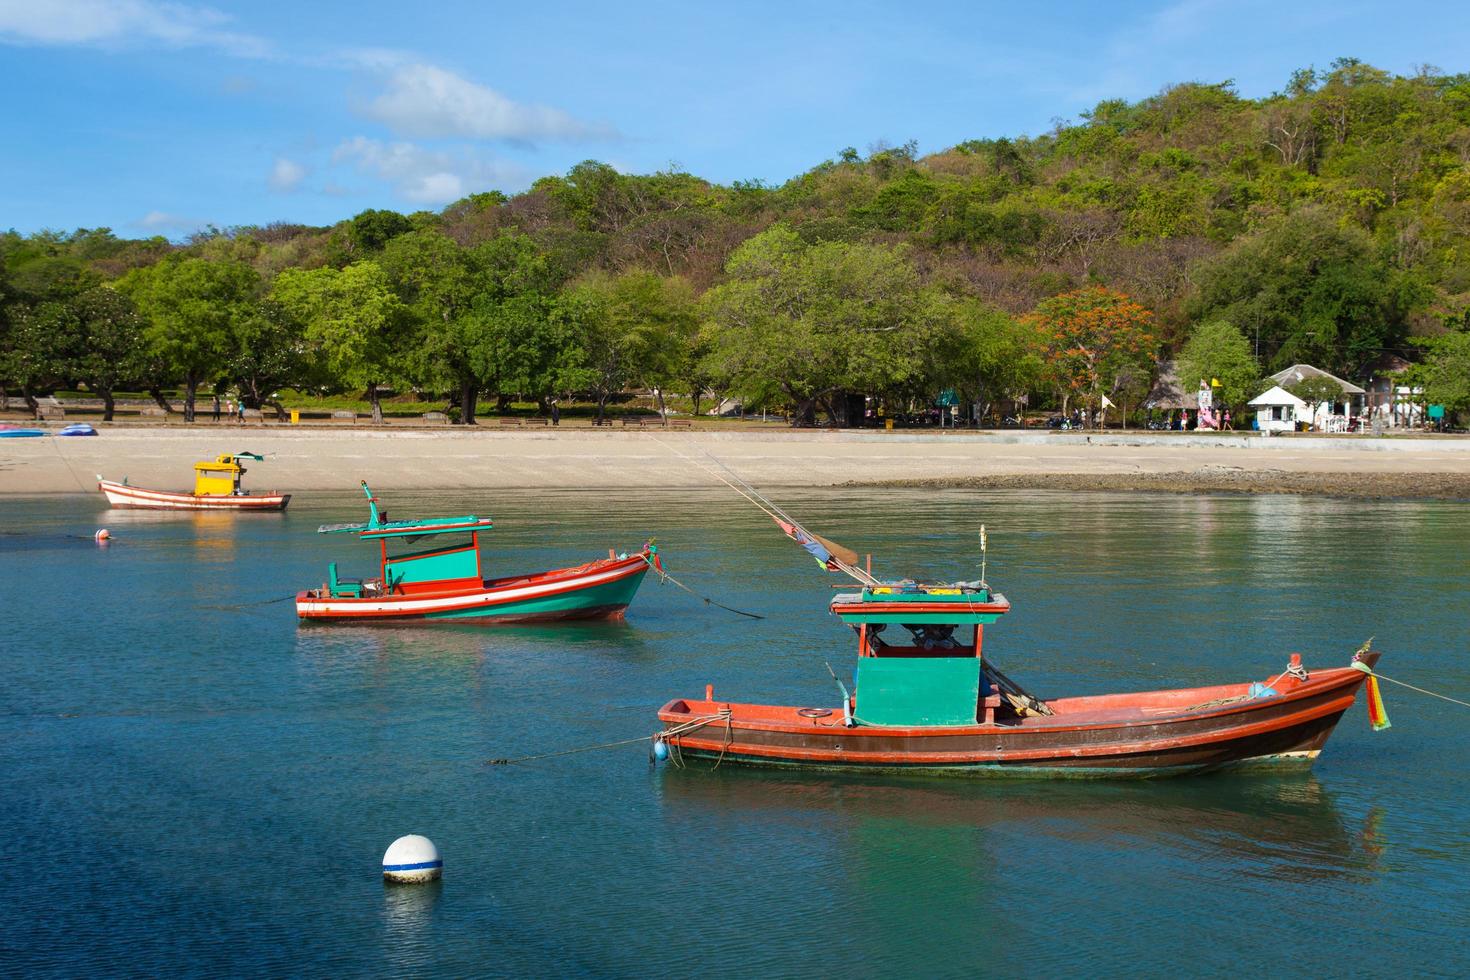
left=48, top=435, right=91, bottom=493
left=486, top=710, right=733, bottom=767
left=1355, top=666, right=1470, bottom=710
left=642, top=554, right=764, bottom=620
left=198, top=593, right=296, bottom=612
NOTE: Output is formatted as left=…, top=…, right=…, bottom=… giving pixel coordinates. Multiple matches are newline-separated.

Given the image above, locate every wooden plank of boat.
left=295, top=551, right=651, bottom=623
left=655, top=656, right=1377, bottom=777
left=98, top=479, right=291, bottom=510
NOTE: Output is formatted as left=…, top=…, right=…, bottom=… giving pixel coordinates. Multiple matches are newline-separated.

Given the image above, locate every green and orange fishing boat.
left=296, top=482, right=656, bottom=624
left=654, top=469, right=1389, bottom=778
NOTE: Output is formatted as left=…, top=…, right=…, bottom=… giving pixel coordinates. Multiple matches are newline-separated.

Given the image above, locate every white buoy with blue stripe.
left=382, top=835, right=442, bottom=884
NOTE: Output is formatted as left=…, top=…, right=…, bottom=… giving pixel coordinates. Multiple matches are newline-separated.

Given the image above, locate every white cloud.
left=136, top=210, right=206, bottom=232
left=267, top=156, right=307, bottom=192
left=0, top=0, right=270, bottom=57
left=332, top=136, right=524, bottom=205
left=361, top=62, right=613, bottom=143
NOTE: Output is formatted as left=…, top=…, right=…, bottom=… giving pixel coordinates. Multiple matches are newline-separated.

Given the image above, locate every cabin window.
left=1271, top=406, right=1283, bottom=421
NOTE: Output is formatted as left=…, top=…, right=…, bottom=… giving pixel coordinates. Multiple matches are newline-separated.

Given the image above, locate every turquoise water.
left=3, top=489, right=1468, bottom=976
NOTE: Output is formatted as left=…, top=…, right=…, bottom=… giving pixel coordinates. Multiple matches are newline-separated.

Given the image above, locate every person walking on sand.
left=212, top=394, right=221, bottom=422
left=551, top=400, right=560, bottom=426
left=237, top=399, right=246, bottom=425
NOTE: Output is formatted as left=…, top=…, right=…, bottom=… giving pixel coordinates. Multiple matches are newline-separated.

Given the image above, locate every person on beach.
left=551, top=400, right=560, bottom=426
left=237, top=399, right=246, bottom=424
left=212, top=394, right=221, bottom=421
left=1224, top=409, right=1232, bottom=430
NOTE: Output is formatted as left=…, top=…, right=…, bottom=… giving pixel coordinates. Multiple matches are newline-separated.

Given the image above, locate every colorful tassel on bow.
left=1365, top=673, right=1391, bottom=731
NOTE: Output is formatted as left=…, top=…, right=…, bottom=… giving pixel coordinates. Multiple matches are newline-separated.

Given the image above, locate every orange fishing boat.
left=653, top=467, right=1387, bottom=778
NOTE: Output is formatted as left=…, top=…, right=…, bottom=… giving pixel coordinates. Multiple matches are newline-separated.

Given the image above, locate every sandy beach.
left=5, top=425, right=1470, bottom=498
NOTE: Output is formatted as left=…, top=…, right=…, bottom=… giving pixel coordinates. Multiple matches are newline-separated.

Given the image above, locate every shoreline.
left=4, top=428, right=1470, bottom=499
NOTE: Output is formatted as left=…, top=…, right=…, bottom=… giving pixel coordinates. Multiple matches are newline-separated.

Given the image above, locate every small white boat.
left=98, top=452, right=290, bottom=511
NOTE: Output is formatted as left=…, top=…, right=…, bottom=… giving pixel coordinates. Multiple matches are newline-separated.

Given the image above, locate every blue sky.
left=2, top=0, right=1468, bottom=238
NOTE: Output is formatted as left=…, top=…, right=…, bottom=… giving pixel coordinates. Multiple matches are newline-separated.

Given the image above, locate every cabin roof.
left=317, top=516, right=494, bottom=538
left=1268, top=364, right=1366, bottom=395
left=830, top=587, right=1010, bottom=625
left=1144, top=360, right=1192, bottom=410
left=1247, top=385, right=1307, bottom=408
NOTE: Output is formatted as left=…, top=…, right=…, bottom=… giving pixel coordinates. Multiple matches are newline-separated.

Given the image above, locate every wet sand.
left=4, top=426, right=1470, bottom=498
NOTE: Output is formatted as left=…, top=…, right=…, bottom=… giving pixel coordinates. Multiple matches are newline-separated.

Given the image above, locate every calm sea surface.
left=2, top=488, right=1467, bottom=977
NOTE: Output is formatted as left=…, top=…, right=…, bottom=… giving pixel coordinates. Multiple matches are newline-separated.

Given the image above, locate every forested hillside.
left=5, top=59, right=1470, bottom=423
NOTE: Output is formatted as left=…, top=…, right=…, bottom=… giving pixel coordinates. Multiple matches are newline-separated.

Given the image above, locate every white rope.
left=1359, top=666, right=1470, bottom=710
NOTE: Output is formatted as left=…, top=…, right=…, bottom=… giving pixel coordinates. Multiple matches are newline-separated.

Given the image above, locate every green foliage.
left=1176, top=320, right=1261, bottom=408
left=701, top=226, right=952, bottom=422
left=556, top=269, right=697, bottom=418
left=1189, top=207, right=1405, bottom=374
left=117, top=257, right=260, bottom=420
left=272, top=261, right=406, bottom=423
left=348, top=209, right=414, bottom=254
left=1420, top=331, right=1470, bottom=413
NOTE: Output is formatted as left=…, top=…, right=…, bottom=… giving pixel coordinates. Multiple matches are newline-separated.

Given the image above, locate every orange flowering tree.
left=1024, top=286, right=1158, bottom=421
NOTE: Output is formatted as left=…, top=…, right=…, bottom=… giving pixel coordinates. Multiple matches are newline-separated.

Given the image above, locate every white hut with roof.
left=1260, top=364, right=1366, bottom=431
left=1248, top=385, right=1307, bottom=432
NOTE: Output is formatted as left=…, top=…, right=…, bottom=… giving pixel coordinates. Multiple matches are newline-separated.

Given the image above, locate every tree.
left=1026, top=286, right=1158, bottom=425
left=1419, top=331, right=1470, bottom=415
left=1189, top=207, right=1407, bottom=375
left=347, top=209, right=414, bottom=254
left=227, top=298, right=307, bottom=416
left=936, top=301, right=1041, bottom=422
left=272, top=262, right=406, bottom=424
left=377, top=230, right=482, bottom=422
left=1287, top=375, right=1348, bottom=429
left=701, top=226, right=948, bottom=424
left=69, top=287, right=147, bottom=420
left=1176, top=320, right=1261, bottom=410
left=118, top=257, right=259, bottom=422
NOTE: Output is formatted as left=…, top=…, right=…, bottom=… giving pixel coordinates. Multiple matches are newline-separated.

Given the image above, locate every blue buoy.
left=653, top=738, right=669, bottom=762
left=1248, top=682, right=1279, bottom=699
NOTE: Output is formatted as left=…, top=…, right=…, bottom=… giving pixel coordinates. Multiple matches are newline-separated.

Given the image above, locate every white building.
left=1248, top=386, right=1307, bottom=432
left=1263, top=364, right=1366, bottom=432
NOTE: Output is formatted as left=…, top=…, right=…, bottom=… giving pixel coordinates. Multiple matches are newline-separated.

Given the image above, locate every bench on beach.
left=523, top=417, right=549, bottom=426
left=591, top=418, right=613, bottom=427
left=241, top=408, right=264, bottom=424
left=669, top=419, right=693, bottom=429
left=139, top=406, right=167, bottom=419
left=498, top=417, right=523, bottom=427
left=331, top=410, right=357, bottom=424
left=423, top=411, right=449, bottom=425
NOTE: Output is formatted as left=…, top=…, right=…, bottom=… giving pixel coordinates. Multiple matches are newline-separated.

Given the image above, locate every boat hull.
left=656, top=661, right=1374, bottom=779
left=295, top=552, right=651, bottom=624
left=98, top=480, right=290, bottom=511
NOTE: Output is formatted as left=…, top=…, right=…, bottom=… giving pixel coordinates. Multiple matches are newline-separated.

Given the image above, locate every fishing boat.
left=653, top=460, right=1386, bottom=778
left=296, top=482, right=656, bottom=624
left=98, top=452, right=290, bottom=510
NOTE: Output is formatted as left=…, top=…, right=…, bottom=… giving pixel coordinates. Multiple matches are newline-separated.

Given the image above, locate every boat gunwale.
left=656, top=663, right=1369, bottom=740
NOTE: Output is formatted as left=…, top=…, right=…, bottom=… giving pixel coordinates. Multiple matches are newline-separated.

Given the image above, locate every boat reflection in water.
left=657, top=765, right=1385, bottom=887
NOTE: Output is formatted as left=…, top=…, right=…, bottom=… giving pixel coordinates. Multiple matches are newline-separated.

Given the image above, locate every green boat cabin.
left=831, top=583, right=1015, bottom=727
left=316, top=482, right=493, bottom=597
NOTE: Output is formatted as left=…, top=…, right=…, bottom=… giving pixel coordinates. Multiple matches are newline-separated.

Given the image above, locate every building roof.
left=1248, top=385, right=1307, bottom=408
left=1268, top=364, right=1365, bottom=395
left=1144, top=360, right=1193, bottom=409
